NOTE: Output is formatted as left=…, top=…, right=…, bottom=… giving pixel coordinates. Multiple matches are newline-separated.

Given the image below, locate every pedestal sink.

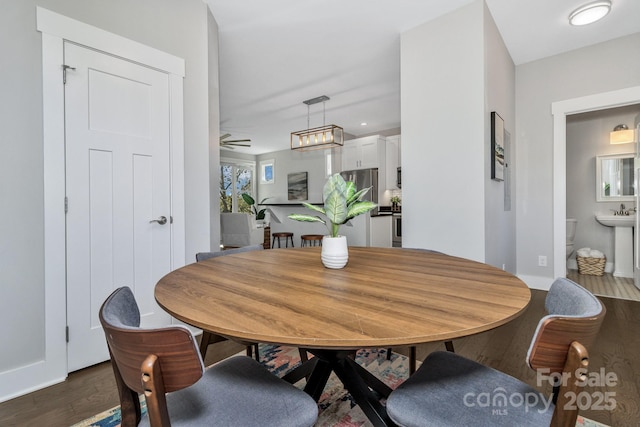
left=595, top=214, right=635, bottom=278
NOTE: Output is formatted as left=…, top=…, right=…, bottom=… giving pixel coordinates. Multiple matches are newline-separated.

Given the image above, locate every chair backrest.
left=99, top=287, right=204, bottom=425
left=220, top=213, right=262, bottom=247
left=526, top=277, right=605, bottom=372
left=525, top=278, right=605, bottom=427
left=195, top=244, right=263, bottom=262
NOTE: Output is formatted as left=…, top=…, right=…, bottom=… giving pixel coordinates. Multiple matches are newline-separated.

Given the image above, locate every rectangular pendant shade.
left=291, top=124, right=344, bottom=151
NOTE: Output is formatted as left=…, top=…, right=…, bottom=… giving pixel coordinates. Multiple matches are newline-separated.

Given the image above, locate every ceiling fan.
left=220, top=133, right=251, bottom=149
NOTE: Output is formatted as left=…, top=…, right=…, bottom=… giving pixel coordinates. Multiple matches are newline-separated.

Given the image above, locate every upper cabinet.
left=385, top=135, right=400, bottom=189
left=341, top=135, right=387, bottom=171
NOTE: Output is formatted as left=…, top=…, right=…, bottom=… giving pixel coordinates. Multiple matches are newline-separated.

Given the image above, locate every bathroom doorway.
left=566, top=105, right=640, bottom=302
left=553, top=85, right=640, bottom=302
left=566, top=105, right=640, bottom=298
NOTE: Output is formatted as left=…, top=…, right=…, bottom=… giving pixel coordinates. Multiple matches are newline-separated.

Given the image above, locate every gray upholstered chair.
left=100, top=286, right=318, bottom=427
left=220, top=213, right=264, bottom=248
left=195, top=244, right=263, bottom=261
left=385, top=277, right=606, bottom=427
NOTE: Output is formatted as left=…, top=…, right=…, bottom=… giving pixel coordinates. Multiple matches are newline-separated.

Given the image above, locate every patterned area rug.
left=73, top=345, right=609, bottom=427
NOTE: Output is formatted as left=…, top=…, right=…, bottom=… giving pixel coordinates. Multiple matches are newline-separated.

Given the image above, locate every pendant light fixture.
left=568, top=1, right=611, bottom=26
left=291, top=95, right=344, bottom=151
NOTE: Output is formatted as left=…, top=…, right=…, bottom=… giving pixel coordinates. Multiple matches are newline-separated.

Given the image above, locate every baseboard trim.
left=517, top=274, right=554, bottom=291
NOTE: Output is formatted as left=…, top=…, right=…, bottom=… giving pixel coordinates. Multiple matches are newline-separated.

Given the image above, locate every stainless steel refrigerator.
left=340, top=168, right=379, bottom=215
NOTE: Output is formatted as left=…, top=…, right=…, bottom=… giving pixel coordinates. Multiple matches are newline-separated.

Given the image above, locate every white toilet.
left=566, top=218, right=577, bottom=259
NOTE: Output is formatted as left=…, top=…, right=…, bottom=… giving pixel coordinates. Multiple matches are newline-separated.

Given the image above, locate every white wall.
left=0, top=0, right=215, bottom=401
left=208, top=10, right=221, bottom=252
left=516, top=32, right=640, bottom=283
left=567, top=105, right=640, bottom=271
left=402, top=0, right=511, bottom=263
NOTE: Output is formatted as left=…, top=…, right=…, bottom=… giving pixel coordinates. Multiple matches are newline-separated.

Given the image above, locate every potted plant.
left=288, top=173, right=377, bottom=268
left=241, top=193, right=270, bottom=221
left=390, top=195, right=401, bottom=211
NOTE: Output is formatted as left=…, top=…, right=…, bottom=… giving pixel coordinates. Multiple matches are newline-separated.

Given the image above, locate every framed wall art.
left=491, top=111, right=505, bottom=181
left=287, top=172, right=308, bottom=201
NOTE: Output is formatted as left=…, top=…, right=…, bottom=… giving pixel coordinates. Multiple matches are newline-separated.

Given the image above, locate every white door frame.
left=0, top=7, right=185, bottom=401
left=552, top=85, right=640, bottom=283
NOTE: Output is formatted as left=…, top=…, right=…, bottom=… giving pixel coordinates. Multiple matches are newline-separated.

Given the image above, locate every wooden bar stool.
left=301, top=234, right=323, bottom=247
left=272, top=232, right=294, bottom=248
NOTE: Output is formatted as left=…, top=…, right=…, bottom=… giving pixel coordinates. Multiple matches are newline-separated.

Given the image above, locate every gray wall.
left=567, top=105, right=640, bottom=270
left=0, top=0, right=216, bottom=400
left=256, top=148, right=335, bottom=240
left=251, top=141, right=400, bottom=245
left=257, top=148, right=330, bottom=204
left=516, top=32, right=640, bottom=281
left=483, top=1, right=516, bottom=272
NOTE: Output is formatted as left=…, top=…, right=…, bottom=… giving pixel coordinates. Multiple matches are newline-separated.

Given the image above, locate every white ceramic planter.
left=321, top=235, right=349, bottom=269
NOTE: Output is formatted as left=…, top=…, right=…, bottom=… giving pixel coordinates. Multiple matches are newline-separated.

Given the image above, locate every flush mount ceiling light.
left=569, top=1, right=611, bottom=26
left=610, top=124, right=635, bottom=144
left=291, top=95, right=344, bottom=151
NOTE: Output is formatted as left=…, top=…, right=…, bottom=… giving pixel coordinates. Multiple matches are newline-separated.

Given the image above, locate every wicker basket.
left=576, top=255, right=606, bottom=276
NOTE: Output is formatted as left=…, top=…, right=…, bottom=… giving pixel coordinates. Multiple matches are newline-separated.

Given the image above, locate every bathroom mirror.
left=596, top=153, right=636, bottom=202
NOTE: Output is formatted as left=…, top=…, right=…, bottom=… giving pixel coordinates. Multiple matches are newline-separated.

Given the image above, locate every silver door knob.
left=149, top=216, right=167, bottom=225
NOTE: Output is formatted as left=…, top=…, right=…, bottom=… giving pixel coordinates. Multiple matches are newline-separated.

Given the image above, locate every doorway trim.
left=2, top=7, right=186, bottom=401
left=552, top=85, right=640, bottom=282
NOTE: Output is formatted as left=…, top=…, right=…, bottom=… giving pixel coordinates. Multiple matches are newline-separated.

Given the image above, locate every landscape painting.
left=288, top=172, right=308, bottom=201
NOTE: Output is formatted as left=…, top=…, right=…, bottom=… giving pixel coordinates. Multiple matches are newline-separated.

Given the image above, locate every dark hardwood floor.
left=0, top=290, right=637, bottom=426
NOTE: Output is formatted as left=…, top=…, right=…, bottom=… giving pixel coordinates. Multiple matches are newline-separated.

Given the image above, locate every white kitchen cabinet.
left=369, top=215, right=392, bottom=247
left=341, top=135, right=386, bottom=171
left=385, top=135, right=400, bottom=189
left=339, top=214, right=391, bottom=247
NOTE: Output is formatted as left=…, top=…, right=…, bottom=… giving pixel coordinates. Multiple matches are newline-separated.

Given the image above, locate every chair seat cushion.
left=139, top=356, right=318, bottom=427
left=386, top=351, right=554, bottom=427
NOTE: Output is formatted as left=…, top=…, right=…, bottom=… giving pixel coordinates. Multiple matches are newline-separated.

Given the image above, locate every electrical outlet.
left=538, top=255, right=547, bottom=267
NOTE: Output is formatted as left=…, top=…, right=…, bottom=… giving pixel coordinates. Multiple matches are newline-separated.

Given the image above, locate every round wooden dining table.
left=155, top=247, right=531, bottom=427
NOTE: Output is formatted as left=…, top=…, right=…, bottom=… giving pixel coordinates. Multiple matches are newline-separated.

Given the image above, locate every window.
left=260, top=159, right=275, bottom=184
left=220, top=160, right=256, bottom=213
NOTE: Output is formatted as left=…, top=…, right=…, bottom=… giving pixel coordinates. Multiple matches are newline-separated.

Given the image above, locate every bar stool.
left=301, top=234, right=323, bottom=247
left=272, top=232, right=294, bottom=248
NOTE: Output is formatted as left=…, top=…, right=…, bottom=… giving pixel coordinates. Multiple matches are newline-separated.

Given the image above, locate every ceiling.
left=206, top=0, right=640, bottom=155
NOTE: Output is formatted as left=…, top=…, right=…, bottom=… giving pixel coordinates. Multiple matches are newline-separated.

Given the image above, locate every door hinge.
left=64, top=196, right=69, bottom=214
left=62, top=64, right=76, bottom=84
left=66, top=326, right=69, bottom=343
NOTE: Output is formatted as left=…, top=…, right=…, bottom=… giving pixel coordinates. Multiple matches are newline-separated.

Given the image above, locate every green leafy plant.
left=288, top=173, right=377, bottom=237
left=390, top=196, right=401, bottom=205
left=241, top=194, right=269, bottom=220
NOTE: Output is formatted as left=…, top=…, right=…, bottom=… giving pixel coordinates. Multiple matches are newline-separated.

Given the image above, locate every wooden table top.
left=155, top=247, right=531, bottom=350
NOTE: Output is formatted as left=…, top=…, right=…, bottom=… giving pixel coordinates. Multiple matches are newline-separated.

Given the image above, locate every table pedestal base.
left=285, top=349, right=394, bottom=427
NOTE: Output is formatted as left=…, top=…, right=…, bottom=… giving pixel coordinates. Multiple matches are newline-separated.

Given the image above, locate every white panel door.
left=64, top=42, right=172, bottom=371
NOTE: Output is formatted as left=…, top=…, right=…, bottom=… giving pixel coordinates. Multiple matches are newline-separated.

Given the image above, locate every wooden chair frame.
left=101, top=308, right=204, bottom=426
left=530, top=306, right=606, bottom=427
